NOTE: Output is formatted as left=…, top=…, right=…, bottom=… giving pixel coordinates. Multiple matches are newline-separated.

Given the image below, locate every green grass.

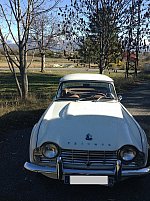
left=0, top=72, right=61, bottom=111
left=0, top=70, right=149, bottom=132
left=0, top=72, right=60, bottom=131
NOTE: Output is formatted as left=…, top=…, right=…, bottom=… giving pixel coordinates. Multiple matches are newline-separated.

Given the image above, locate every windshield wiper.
left=93, top=96, right=114, bottom=102
left=78, top=96, right=96, bottom=101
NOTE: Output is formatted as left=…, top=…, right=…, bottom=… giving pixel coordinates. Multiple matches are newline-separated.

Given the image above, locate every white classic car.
left=24, top=73, right=150, bottom=186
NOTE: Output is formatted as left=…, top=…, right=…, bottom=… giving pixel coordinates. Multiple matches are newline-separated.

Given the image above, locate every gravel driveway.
left=0, top=80, right=150, bottom=201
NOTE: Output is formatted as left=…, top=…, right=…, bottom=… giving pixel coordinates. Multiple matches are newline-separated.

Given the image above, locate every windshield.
left=56, top=80, right=117, bottom=101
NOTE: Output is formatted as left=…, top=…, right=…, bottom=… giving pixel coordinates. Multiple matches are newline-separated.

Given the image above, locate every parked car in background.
left=24, top=73, right=150, bottom=186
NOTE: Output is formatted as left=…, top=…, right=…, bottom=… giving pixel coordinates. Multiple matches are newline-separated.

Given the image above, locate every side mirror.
left=118, top=95, right=122, bottom=101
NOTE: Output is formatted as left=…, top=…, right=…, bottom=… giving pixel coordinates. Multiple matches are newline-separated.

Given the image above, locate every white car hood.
left=37, top=100, right=142, bottom=151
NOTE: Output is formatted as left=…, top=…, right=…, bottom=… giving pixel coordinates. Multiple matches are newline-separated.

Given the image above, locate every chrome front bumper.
left=24, top=157, right=150, bottom=184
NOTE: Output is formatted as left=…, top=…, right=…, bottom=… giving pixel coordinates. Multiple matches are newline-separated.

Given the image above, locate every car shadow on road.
left=0, top=109, right=45, bottom=133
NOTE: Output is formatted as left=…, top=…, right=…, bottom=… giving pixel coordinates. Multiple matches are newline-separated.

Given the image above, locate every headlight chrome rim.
left=119, top=145, right=138, bottom=163
left=42, top=142, right=59, bottom=159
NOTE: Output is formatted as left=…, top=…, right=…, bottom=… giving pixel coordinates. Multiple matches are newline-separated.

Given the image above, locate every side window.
left=56, top=84, right=62, bottom=98
left=109, top=84, right=117, bottom=98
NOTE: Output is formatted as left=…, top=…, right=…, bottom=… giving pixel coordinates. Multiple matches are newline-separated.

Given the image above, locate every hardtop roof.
left=60, top=73, right=113, bottom=82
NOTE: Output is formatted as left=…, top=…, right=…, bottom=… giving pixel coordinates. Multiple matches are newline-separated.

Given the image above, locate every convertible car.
left=24, top=73, right=150, bottom=186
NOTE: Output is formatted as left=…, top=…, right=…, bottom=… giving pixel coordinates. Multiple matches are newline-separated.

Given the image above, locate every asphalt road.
left=0, top=80, right=150, bottom=201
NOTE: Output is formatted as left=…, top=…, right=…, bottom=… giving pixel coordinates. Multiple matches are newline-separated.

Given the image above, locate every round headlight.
left=42, top=143, right=59, bottom=159
left=119, top=145, right=137, bottom=162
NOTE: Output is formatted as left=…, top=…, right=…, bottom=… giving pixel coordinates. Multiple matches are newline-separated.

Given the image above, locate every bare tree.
left=0, top=0, right=60, bottom=99
left=30, top=12, right=61, bottom=72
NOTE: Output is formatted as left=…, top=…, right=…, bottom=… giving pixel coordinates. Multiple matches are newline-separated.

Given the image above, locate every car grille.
left=34, top=148, right=144, bottom=170
left=61, top=149, right=118, bottom=170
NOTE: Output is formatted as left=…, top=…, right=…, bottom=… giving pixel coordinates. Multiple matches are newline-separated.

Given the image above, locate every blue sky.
left=0, top=0, right=149, bottom=46
left=0, top=0, right=70, bottom=42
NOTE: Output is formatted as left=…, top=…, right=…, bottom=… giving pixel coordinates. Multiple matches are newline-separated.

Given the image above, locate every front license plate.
left=70, top=176, right=108, bottom=185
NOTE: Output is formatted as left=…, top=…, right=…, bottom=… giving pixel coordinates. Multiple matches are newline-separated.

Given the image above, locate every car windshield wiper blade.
left=93, top=96, right=114, bottom=102
left=78, top=96, right=94, bottom=101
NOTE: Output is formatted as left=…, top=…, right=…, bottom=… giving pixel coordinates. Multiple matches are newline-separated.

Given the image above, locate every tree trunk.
left=88, top=57, right=91, bottom=68
left=135, top=59, right=138, bottom=77
left=18, top=43, right=28, bottom=100
left=13, top=71, right=22, bottom=98
left=20, top=67, right=28, bottom=100
left=125, top=49, right=130, bottom=78
left=99, top=65, right=103, bottom=74
left=41, top=53, right=45, bottom=72
left=125, top=61, right=129, bottom=78
left=99, top=54, right=103, bottom=74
